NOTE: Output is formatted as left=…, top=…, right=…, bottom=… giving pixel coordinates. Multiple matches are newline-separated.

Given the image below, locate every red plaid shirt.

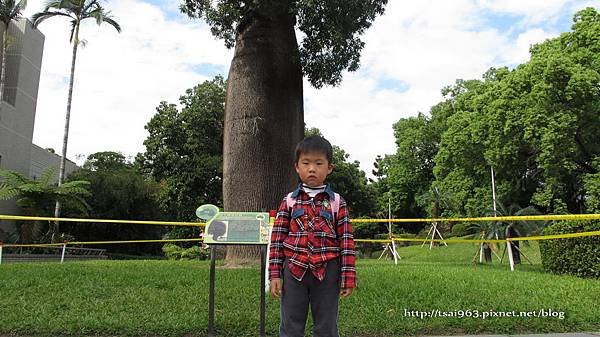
left=269, top=184, right=356, bottom=289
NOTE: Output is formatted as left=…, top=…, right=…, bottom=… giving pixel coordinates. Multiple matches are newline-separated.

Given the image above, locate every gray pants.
left=279, top=259, right=340, bottom=337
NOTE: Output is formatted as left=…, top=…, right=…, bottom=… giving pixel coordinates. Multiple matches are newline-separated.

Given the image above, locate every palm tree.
left=0, top=167, right=91, bottom=242
left=419, top=186, right=454, bottom=248
left=488, top=203, right=545, bottom=265
left=466, top=202, right=545, bottom=263
left=487, top=203, right=545, bottom=239
left=0, top=0, right=27, bottom=104
left=32, top=0, right=121, bottom=232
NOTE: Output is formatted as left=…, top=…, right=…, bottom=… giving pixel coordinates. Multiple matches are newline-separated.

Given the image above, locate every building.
left=0, top=19, right=78, bottom=235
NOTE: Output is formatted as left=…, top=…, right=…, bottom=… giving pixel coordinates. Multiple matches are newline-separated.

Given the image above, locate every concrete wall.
left=0, top=19, right=79, bottom=236
left=30, top=145, right=79, bottom=181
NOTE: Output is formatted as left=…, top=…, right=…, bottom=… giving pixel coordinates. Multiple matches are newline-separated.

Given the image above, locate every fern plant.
left=0, top=167, right=91, bottom=242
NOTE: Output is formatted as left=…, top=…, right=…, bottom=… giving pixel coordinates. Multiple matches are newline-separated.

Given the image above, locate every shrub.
left=355, top=242, right=379, bottom=259
left=539, top=220, right=600, bottom=279
left=162, top=243, right=209, bottom=260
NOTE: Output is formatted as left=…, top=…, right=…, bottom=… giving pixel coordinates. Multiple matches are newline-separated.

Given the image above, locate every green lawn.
left=0, top=242, right=599, bottom=337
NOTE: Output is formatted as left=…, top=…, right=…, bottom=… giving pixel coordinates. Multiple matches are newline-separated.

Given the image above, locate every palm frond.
left=58, top=0, right=73, bottom=7
left=62, top=194, right=91, bottom=214
left=462, top=230, right=485, bottom=240
left=0, top=184, right=20, bottom=200
left=31, top=10, right=72, bottom=28
left=87, top=7, right=103, bottom=25
left=485, top=230, right=497, bottom=240
left=44, top=0, right=65, bottom=12
left=0, top=226, right=19, bottom=243
left=39, top=167, right=58, bottom=187
left=19, top=183, right=44, bottom=194
left=0, top=169, right=28, bottom=186
left=69, top=19, right=77, bottom=42
left=58, top=180, right=91, bottom=197
left=86, top=6, right=121, bottom=32
left=0, top=0, right=27, bottom=24
left=514, top=205, right=541, bottom=216
left=32, top=0, right=120, bottom=38
left=58, top=0, right=81, bottom=10
left=0, top=1, right=14, bottom=22
left=13, top=0, right=28, bottom=16
left=462, top=221, right=483, bottom=233
left=58, top=187, right=91, bottom=198
left=15, top=197, right=37, bottom=212
left=16, top=220, right=45, bottom=243
left=101, top=15, right=120, bottom=32
left=59, top=180, right=91, bottom=189
left=82, top=0, right=97, bottom=13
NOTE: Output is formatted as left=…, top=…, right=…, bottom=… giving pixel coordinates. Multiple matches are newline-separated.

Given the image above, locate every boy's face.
left=295, top=151, right=333, bottom=188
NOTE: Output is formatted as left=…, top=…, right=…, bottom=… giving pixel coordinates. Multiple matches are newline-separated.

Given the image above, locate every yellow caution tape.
left=2, top=230, right=599, bottom=248
left=353, top=230, right=600, bottom=244
left=2, top=213, right=599, bottom=227
left=0, top=215, right=205, bottom=227
left=1, top=213, right=599, bottom=247
left=2, top=238, right=204, bottom=248
left=507, top=230, right=600, bottom=242
left=355, top=239, right=393, bottom=243
left=352, top=213, right=600, bottom=223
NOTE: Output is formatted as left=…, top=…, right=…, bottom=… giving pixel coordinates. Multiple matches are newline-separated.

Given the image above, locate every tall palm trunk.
left=0, top=24, right=9, bottom=104
left=52, top=20, right=80, bottom=238
left=223, top=3, right=304, bottom=262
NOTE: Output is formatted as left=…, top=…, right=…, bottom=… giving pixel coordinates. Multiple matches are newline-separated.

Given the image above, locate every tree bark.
left=1, top=24, right=9, bottom=103
left=52, top=20, right=80, bottom=240
left=223, top=4, right=303, bottom=263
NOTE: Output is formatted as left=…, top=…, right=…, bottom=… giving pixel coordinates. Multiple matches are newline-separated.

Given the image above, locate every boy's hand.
left=270, top=278, right=282, bottom=298
left=340, top=288, right=353, bottom=298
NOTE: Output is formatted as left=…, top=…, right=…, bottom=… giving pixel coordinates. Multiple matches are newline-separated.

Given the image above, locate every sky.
left=22, top=0, right=599, bottom=177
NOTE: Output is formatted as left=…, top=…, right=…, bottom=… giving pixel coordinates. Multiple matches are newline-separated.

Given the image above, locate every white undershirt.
left=301, top=184, right=326, bottom=198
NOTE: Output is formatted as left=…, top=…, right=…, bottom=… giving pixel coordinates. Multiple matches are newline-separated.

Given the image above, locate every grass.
left=0, top=242, right=599, bottom=336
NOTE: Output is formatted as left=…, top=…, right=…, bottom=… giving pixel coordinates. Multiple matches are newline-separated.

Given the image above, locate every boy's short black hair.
left=295, top=136, right=333, bottom=163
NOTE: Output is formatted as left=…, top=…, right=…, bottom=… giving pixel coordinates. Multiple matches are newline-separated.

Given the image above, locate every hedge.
left=539, top=220, right=600, bottom=279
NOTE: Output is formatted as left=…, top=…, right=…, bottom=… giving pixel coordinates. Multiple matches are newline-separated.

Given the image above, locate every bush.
left=162, top=243, right=209, bottom=260
left=539, top=220, right=600, bottom=279
left=354, top=241, right=379, bottom=259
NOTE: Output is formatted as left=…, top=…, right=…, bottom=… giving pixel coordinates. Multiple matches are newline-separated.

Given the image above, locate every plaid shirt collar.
left=290, top=183, right=335, bottom=199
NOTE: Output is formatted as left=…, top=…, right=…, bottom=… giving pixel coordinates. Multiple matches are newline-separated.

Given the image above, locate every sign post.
left=208, top=246, right=216, bottom=337
left=197, top=204, right=270, bottom=337
left=260, top=245, right=266, bottom=336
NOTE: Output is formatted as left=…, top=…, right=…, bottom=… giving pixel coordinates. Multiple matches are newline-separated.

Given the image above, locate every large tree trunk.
left=223, top=4, right=303, bottom=263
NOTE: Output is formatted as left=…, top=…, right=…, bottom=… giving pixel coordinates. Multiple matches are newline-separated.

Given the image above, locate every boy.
left=269, top=136, right=356, bottom=337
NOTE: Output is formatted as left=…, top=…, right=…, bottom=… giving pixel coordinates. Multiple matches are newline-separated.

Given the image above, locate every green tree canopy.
left=379, top=7, right=600, bottom=218
left=181, top=0, right=387, bottom=88
left=82, top=151, right=131, bottom=172
left=304, top=127, right=376, bottom=217
left=136, top=76, right=226, bottom=221
left=66, top=153, right=163, bottom=255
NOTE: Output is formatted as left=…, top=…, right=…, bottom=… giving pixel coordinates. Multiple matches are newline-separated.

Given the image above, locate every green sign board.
left=196, top=204, right=270, bottom=245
